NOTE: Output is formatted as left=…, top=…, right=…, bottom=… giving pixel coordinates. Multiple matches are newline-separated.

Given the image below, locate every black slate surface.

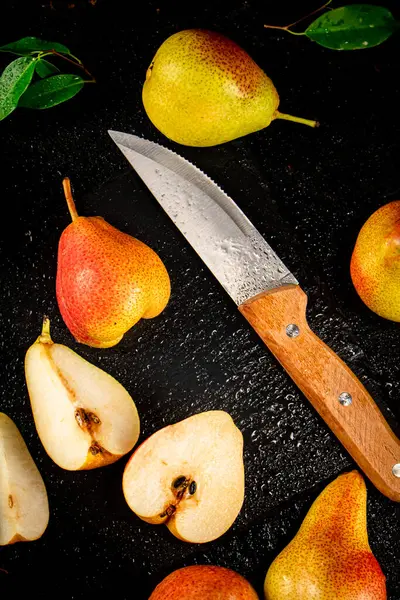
left=1, top=1, right=400, bottom=598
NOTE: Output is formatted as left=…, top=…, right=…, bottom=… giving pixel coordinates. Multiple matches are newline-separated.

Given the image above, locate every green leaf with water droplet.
left=305, top=5, right=397, bottom=50
left=0, top=56, right=36, bottom=120
left=35, top=59, right=61, bottom=79
left=0, top=37, right=70, bottom=56
left=19, top=74, right=85, bottom=109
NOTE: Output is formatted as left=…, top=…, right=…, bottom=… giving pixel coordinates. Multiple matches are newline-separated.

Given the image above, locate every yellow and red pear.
left=149, top=565, right=259, bottom=600
left=56, top=178, right=170, bottom=348
left=264, top=471, right=386, bottom=600
left=143, top=29, right=318, bottom=147
left=351, top=200, right=400, bottom=321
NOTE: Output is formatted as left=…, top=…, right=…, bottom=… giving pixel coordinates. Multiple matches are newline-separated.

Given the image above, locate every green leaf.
left=35, top=59, right=60, bottom=78
left=0, top=56, right=36, bottom=120
left=19, top=74, right=85, bottom=109
left=305, top=5, right=397, bottom=50
left=0, top=36, right=70, bottom=56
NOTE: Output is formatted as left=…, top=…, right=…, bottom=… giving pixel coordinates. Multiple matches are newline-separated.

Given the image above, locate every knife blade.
left=109, top=130, right=400, bottom=502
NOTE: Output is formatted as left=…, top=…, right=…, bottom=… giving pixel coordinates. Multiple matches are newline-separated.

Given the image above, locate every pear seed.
left=89, top=443, right=102, bottom=455
left=173, top=476, right=186, bottom=489
left=75, top=408, right=89, bottom=428
left=75, top=409, right=100, bottom=429
left=189, top=481, right=197, bottom=495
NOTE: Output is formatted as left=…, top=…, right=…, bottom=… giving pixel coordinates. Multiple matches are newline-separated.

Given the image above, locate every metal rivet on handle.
left=339, top=392, right=352, bottom=406
left=393, top=464, right=400, bottom=478
left=286, top=324, right=300, bottom=338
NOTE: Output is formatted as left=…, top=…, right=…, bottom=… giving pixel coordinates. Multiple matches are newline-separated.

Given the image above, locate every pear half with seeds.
left=0, top=413, right=49, bottom=545
left=24, top=318, right=140, bottom=471
left=123, top=410, right=244, bottom=543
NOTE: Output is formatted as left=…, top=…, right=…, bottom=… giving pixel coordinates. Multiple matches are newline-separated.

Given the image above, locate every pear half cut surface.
left=24, top=319, right=140, bottom=471
left=123, top=410, right=244, bottom=543
left=0, top=413, right=49, bottom=545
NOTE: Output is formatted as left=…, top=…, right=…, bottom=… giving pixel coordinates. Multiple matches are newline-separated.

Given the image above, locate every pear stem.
left=39, top=316, right=52, bottom=344
left=62, top=177, right=79, bottom=222
left=275, top=111, right=319, bottom=128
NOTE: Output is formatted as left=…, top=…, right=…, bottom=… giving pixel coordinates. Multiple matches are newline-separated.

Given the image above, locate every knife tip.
left=107, top=129, right=121, bottom=142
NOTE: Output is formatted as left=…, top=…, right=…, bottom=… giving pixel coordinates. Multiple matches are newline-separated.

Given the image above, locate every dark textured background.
left=1, top=0, right=399, bottom=598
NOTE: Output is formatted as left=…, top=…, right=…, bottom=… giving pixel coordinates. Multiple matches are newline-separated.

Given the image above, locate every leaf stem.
left=40, top=50, right=95, bottom=82
left=264, top=0, right=332, bottom=33
left=62, top=177, right=79, bottom=221
left=67, top=52, right=83, bottom=65
left=262, top=26, right=305, bottom=35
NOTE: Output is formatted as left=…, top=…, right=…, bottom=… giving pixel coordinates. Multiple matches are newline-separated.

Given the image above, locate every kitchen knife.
left=108, top=130, right=400, bottom=502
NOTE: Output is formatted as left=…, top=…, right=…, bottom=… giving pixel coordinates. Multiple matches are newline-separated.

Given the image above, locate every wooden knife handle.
left=239, top=284, right=400, bottom=502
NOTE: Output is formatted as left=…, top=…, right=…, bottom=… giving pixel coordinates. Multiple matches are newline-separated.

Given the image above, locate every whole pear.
left=56, top=178, right=171, bottom=348
left=143, top=29, right=318, bottom=147
left=149, top=565, right=259, bottom=600
left=351, top=200, right=400, bottom=321
left=264, top=471, right=386, bottom=600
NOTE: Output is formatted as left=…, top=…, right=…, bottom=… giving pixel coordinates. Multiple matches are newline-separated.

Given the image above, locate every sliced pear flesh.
left=0, top=413, right=49, bottom=545
left=123, top=410, right=244, bottom=543
left=24, top=318, right=140, bottom=471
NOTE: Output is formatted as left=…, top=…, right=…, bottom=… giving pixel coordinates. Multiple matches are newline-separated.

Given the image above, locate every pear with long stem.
left=56, top=178, right=171, bottom=348
left=143, top=29, right=318, bottom=147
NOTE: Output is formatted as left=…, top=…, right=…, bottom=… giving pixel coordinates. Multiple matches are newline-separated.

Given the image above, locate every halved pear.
left=24, top=318, right=140, bottom=471
left=123, top=410, right=244, bottom=543
left=0, top=413, right=49, bottom=545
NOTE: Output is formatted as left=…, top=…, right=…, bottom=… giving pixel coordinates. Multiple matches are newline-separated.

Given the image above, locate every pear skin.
left=56, top=178, right=171, bottom=348
left=351, top=200, right=400, bottom=322
left=264, top=471, right=386, bottom=600
left=143, top=29, right=317, bottom=147
left=150, top=566, right=259, bottom=600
